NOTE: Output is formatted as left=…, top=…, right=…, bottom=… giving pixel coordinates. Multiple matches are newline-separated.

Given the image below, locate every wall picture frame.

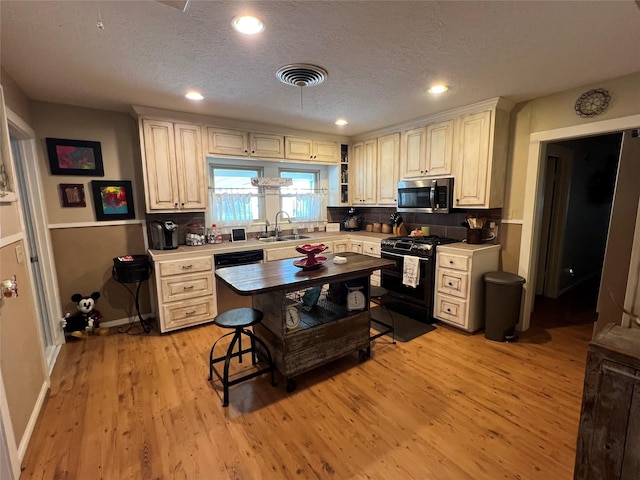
left=91, top=180, right=135, bottom=221
left=46, top=137, right=104, bottom=176
left=59, top=183, right=86, bottom=207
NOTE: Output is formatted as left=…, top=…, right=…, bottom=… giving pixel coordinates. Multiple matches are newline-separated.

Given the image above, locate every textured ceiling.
left=1, top=1, right=639, bottom=136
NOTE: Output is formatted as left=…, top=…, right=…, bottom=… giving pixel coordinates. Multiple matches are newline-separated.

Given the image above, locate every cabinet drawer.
left=160, top=272, right=214, bottom=303
left=434, top=294, right=467, bottom=327
left=436, top=269, right=469, bottom=298
left=363, top=241, right=381, bottom=256
left=162, top=297, right=216, bottom=330
left=158, top=256, right=213, bottom=276
left=438, top=253, right=469, bottom=271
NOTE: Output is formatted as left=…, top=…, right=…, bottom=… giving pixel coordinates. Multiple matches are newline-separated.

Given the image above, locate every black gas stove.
left=381, top=235, right=458, bottom=258
left=380, top=235, right=459, bottom=322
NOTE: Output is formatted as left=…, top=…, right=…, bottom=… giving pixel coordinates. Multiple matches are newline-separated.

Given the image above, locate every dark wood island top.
left=215, top=252, right=395, bottom=295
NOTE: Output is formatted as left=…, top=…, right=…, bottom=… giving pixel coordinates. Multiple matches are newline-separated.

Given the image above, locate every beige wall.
left=0, top=72, right=47, bottom=451
left=0, top=241, right=45, bottom=443
left=28, top=102, right=151, bottom=320
left=505, top=72, right=640, bottom=222
left=30, top=102, right=145, bottom=224
left=499, top=72, right=640, bottom=274
left=51, top=224, right=151, bottom=321
left=0, top=68, right=31, bottom=125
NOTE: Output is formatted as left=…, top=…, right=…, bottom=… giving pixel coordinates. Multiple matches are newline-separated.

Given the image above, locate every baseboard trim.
left=18, top=379, right=50, bottom=462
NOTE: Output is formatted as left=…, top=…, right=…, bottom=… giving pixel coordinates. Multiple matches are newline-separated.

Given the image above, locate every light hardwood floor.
left=21, top=297, right=594, bottom=480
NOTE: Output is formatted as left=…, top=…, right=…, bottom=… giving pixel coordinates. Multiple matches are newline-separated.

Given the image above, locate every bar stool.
left=370, top=285, right=396, bottom=344
left=208, top=308, right=276, bottom=407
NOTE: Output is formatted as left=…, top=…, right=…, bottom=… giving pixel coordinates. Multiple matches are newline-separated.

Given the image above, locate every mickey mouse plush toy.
left=60, top=292, right=106, bottom=338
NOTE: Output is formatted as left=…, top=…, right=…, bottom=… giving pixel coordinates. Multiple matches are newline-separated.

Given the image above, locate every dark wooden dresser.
left=575, top=324, right=640, bottom=479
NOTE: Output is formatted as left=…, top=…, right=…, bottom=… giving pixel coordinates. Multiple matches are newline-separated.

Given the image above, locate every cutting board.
left=393, top=223, right=408, bottom=236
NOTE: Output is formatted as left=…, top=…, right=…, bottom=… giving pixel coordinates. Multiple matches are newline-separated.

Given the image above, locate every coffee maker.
left=344, top=207, right=361, bottom=231
left=148, top=221, right=179, bottom=250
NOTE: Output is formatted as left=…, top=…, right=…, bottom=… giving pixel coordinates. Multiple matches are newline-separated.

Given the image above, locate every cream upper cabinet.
left=401, top=120, right=453, bottom=179
left=401, top=127, right=427, bottom=178
left=376, top=133, right=400, bottom=205
left=206, top=127, right=284, bottom=159
left=453, top=108, right=509, bottom=209
left=284, top=137, right=339, bottom=163
left=426, top=120, right=453, bottom=176
left=351, top=140, right=377, bottom=205
left=141, top=119, right=207, bottom=212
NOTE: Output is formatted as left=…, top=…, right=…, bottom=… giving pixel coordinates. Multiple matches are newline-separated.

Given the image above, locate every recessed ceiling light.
left=231, top=15, right=265, bottom=35
left=335, top=119, right=349, bottom=126
left=428, top=84, right=449, bottom=94
left=185, top=91, right=204, bottom=101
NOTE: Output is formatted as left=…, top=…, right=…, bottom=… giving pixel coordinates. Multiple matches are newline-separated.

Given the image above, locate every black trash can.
left=484, top=272, right=526, bottom=342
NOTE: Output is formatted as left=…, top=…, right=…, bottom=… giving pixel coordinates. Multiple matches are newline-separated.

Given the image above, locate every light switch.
left=15, top=245, right=24, bottom=264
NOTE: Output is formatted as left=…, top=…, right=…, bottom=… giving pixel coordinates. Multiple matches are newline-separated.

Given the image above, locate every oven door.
left=380, top=251, right=434, bottom=308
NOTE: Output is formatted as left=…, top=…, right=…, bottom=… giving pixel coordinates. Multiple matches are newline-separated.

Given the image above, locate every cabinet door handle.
left=449, top=260, right=454, bottom=264
left=183, top=285, right=194, bottom=290
left=448, top=282, right=453, bottom=286
left=602, top=364, right=640, bottom=385
left=185, top=310, right=196, bottom=315
left=182, top=264, right=193, bottom=269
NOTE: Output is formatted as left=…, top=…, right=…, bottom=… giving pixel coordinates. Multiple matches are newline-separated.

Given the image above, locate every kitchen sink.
left=257, top=235, right=311, bottom=242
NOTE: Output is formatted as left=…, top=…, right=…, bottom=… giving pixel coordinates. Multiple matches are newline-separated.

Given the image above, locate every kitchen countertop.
left=147, top=230, right=390, bottom=260
left=215, top=252, right=395, bottom=295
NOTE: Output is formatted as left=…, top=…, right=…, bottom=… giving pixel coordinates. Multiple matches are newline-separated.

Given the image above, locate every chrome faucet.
left=274, top=210, right=291, bottom=239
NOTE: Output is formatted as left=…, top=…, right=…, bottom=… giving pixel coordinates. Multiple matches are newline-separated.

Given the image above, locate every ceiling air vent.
left=276, top=64, right=328, bottom=87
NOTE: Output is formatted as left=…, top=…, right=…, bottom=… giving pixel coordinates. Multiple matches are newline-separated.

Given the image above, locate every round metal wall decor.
left=574, top=88, right=611, bottom=118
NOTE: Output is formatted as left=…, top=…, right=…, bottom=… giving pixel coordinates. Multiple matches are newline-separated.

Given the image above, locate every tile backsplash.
left=327, top=206, right=502, bottom=243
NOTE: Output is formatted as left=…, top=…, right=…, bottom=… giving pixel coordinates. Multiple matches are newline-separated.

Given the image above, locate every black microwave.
left=397, top=178, right=453, bottom=213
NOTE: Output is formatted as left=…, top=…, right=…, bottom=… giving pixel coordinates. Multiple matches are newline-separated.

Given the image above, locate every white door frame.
left=7, top=108, right=65, bottom=355
left=519, top=114, right=640, bottom=331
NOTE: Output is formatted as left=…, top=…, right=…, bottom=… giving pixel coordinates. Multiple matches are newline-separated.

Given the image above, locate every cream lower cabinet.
left=434, top=244, right=500, bottom=332
left=362, top=240, right=382, bottom=286
left=334, top=240, right=349, bottom=253
left=141, top=120, right=207, bottom=212
left=153, top=255, right=217, bottom=333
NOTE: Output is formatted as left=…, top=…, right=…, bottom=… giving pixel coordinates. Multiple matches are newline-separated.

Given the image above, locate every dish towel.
left=402, top=255, right=420, bottom=288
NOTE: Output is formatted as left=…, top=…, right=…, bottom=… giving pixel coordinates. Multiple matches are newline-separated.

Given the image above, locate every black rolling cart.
left=112, top=255, right=153, bottom=334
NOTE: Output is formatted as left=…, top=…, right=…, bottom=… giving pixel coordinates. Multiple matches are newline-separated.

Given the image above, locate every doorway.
left=520, top=117, right=640, bottom=332
left=6, top=113, right=64, bottom=371
left=533, top=133, right=622, bottom=327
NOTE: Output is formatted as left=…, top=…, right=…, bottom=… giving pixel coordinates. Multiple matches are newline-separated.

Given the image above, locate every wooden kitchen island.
left=215, top=252, right=395, bottom=391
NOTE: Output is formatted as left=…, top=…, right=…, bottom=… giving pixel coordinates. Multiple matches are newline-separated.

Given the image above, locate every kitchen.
left=1, top=1, right=640, bottom=479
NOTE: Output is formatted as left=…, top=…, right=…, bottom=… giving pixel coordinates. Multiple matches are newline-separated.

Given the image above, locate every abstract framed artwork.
left=46, top=137, right=104, bottom=176
left=91, top=180, right=135, bottom=221
left=59, top=183, right=86, bottom=207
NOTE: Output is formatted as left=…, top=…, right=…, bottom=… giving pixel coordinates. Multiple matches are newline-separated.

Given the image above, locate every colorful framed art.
left=46, top=137, right=104, bottom=176
left=91, top=180, right=135, bottom=221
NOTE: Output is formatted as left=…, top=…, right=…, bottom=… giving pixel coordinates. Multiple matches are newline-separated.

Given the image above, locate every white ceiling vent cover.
left=276, top=64, right=328, bottom=87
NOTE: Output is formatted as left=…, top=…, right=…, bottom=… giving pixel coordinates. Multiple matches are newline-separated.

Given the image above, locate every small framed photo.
left=91, top=180, right=135, bottom=221
left=46, top=138, right=104, bottom=176
left=59, top=183, right=86, bottom=207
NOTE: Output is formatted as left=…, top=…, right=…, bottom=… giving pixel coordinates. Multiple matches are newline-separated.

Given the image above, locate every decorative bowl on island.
left=293, top=244, right=328, bottom=270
